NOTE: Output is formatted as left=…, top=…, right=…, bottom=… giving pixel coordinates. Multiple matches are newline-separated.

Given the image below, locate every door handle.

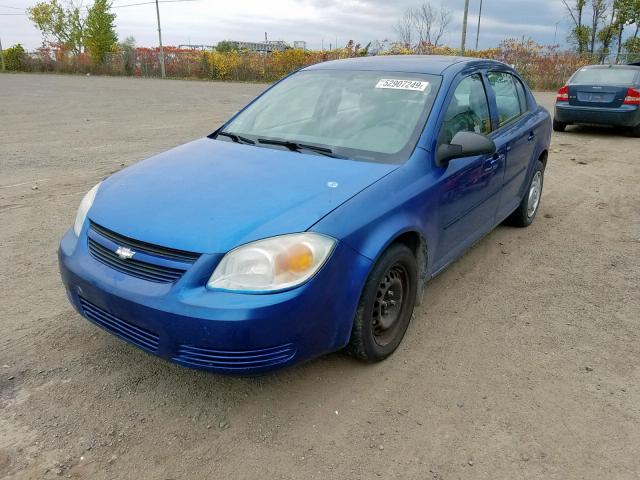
left=527, top=132, right=536, bottom=142
left=484, top=154, right=503, bottom=171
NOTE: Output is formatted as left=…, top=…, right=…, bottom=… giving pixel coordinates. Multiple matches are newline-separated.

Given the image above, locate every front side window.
left=488, top=72, right=524, bottom=127
left=440, top=74, right=491, bottom=144
left=221, top=70, right=442, bottom=163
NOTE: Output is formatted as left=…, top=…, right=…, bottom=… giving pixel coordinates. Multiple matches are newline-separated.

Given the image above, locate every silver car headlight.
left=73, top=182, right=101, bottom=236
left=207, top=233, right=336, bottom=292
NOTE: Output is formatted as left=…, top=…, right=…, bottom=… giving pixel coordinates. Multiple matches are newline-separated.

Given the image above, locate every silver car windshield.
left=220, top=69, right=442, bottom=163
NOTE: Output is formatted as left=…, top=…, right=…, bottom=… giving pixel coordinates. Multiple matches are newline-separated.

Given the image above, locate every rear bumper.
left=554, top=103, right=640, bottom=127
left=58, top=228, right=372, bottom=375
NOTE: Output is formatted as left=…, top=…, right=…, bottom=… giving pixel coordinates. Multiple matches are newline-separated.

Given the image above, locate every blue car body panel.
left=90, top=138, right=397, bottom=254
left=555, top=102, right=640, bottom=127
left=59, top=56, right=552, bottom=374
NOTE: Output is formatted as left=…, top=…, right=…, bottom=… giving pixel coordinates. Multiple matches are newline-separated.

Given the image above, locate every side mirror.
left=436, top=131, right=496, bottom=167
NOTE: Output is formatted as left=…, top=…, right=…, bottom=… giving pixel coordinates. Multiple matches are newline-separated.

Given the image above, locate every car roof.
left=303, top=55, right=508, bottom=75
left=580, top=64, right=640, bottom=70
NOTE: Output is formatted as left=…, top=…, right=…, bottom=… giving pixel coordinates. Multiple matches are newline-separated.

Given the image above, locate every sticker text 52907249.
left=375, top=79, right=429, bottom=92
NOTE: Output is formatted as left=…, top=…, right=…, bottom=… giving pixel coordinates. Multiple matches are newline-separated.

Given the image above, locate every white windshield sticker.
left=375, top=79, right=429, bottom=91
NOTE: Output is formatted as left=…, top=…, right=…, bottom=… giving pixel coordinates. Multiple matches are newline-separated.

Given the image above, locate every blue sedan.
left=58, top=56, right=551, bottom=374
left=554, top=64, right=640, bottom=136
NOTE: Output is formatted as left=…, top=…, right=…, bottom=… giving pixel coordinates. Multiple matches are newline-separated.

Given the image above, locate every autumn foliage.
left=11, top=38, right=601, bottom=90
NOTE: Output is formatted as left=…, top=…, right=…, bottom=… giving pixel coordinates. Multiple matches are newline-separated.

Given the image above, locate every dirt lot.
left=1, top=73, right=639, bottom=480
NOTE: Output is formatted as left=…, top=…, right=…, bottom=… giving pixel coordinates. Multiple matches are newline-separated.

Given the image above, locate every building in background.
left=220, top=40, right=290, bottom=52
left=178, top=44, right=215, bottom=50
left=293, top=41, right=307, bottom=50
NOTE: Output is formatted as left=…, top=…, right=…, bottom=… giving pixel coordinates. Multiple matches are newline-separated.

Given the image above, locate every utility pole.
left=0, top=37, right=5, bottom=72
left=461, top=0, right=470, bottom=54
left=155, top=0, right=166, bottom=78
left=474, top=0, right=483, bottom=51
left=553, top=21, right=560, bottom=46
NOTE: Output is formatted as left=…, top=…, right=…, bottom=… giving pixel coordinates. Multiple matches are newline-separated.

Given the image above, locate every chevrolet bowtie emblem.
left=115, top=246, right=135, bottom=260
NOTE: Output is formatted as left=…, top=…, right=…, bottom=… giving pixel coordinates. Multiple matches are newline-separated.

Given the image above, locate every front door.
left=432, top=73, right=504, bottom=272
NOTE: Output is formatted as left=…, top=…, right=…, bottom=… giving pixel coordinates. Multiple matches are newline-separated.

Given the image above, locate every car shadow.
left=561, top=124, right=631, bottom=137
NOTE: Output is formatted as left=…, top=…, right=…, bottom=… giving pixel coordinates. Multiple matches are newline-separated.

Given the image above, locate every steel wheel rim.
left=527, top=171, right=542, bottom=218
left=371, top=263, right=409, bottom=347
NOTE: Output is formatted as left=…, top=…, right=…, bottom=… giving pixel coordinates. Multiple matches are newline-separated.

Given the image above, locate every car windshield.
left=570, top=67, right=638, bottom=85
left=218, top=69, right=442, bottom=163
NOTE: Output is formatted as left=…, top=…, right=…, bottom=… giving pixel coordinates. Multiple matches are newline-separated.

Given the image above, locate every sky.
left=0, top=0, right=571, bottom=52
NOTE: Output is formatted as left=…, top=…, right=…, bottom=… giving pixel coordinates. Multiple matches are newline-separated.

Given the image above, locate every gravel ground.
left=0, top=73, right=639, bottom=480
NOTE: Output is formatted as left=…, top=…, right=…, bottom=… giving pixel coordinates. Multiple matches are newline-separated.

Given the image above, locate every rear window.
left=571, top=67, right=638, bottom=85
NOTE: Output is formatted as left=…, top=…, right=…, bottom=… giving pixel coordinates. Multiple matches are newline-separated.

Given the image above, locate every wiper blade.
left=217, top=131, right=255, bottom=145
left=257, top=138, right=342, bottom=158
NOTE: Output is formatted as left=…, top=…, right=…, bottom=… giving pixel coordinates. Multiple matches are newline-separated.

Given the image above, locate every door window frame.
left=434, top=71, right=494, bottom=149
left=485, top=69, right=532, bottom=133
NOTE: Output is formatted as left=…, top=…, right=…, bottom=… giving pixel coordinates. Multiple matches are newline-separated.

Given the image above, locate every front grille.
left=88, top=222, right=200, bottom=283
left=90, top=223, right=200, bottom=263
left=173, top=343, right=296, bottom=371
left=79, top=296, right=160, bottom=353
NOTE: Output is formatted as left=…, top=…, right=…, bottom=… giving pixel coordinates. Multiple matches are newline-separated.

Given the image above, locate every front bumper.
left=554, top=103, right=640, bottom=127
left=58, top=228, right=372, bottom=375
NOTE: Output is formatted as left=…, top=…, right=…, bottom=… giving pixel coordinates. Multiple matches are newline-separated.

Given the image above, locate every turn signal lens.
left=278, top=243, right=314, bottom=274
left=207, top=233, right=336, bottom=292
left=556, top=85, right=569, bottom=102
left=623, top=87, right=640, bottom=105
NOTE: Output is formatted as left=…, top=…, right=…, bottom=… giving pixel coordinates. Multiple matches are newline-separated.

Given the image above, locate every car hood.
left=89, top=138, right=397, bottom=253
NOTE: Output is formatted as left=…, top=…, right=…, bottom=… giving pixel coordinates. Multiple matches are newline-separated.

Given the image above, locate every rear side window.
left=514, top=78, right=528, bottom=113
left=571, top=67, right=638, bottom=85
left=440, top=74, right=491, bottom=144
left=488, top=72, right=524, bottom=127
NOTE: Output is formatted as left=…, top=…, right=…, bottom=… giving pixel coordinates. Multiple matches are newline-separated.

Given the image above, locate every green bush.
left=2, top=44, right=26, bottom=71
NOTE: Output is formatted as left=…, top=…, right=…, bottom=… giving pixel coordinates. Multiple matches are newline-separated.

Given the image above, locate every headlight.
left=73, top=182, right=101, bottom=236
left=207, top=233, right=336, bottom=292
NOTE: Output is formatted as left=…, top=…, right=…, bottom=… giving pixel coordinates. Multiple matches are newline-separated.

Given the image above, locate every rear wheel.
left=346, top=243, right=418, bottom=362
left=553, top=118, right=567, bottom=132
left=628, top=123, right=640, bottom=138
left=504, top=160, right=544, bottom=228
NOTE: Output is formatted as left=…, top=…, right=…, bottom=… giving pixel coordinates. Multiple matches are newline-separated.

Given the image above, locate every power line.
left=111, top=0, right=198, bottom=8
left=0, top=4, right=24, bottom=9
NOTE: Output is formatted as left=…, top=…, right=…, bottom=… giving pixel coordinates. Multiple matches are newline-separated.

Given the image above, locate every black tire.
left=504, top=160, right=544, bottom=228
left=553, top=118, right=567, bottom=132
left=628, top=123, right=640, bottom=138
left=346, top=243, right=418, bottom=362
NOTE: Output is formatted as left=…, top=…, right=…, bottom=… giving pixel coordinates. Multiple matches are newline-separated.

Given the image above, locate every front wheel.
left=346, top=243, right=418, bottom=362
left=504, top=160, right=544, bottom=228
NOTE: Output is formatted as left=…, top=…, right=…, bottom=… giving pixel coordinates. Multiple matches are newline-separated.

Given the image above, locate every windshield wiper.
left=217, top=131, right=255, bottom=145
left=257, top=138, right=343, bottom=158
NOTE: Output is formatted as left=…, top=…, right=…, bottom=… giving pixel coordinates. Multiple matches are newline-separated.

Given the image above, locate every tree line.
left=2, top=0, right=640, bottom=74
left=562, top=0, right=639, bottom=56
left=27, top=0, right=118, bottom=64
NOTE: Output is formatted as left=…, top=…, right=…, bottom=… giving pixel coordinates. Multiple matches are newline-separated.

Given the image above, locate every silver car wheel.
left=527, top=171, right=542, bottom=218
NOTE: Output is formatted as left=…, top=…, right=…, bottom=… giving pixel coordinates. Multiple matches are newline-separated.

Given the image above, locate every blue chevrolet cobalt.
left=59, top=56, right=551, bottom=374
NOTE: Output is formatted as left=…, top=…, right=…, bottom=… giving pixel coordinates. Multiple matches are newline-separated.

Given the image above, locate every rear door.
left=568, top=67, right=639, bottom=108
left=486, top=71, right=537, bottom=219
